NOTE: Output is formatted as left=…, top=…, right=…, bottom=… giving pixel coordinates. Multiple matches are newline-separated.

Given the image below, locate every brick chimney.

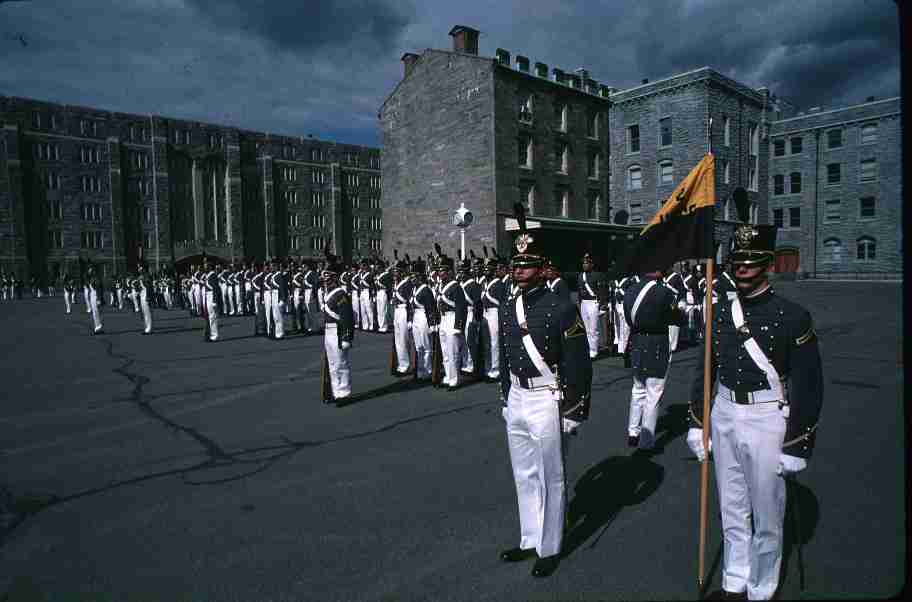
left=449, top=25, right=479, bottom=55
left=535, top=62, right=548, bottom=78
left=495, top=48, right=511, bottom=66
left=515, top=55, right=530, bottom=72
left=552, top=68, right=565, bottom=84
left=401, top=52, right=419, bottom=78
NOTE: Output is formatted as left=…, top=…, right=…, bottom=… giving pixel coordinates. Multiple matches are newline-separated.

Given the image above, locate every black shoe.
left=500, top=548, right=536, bottom=563
left=531, top=555, right=559, bottom=577
left=447, top=385, right=459, bottom=392
left=706, top=590, right=747, bottom=601
left=627, top=435, right=639, bottom=448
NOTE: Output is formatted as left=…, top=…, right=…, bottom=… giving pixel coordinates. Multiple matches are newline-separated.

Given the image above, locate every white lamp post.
left=453, top=202, right=474, bottom=260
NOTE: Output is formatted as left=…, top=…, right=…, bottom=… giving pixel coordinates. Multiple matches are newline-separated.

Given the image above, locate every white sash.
left=514, top=293, right=556, bottom=384
left=440, top=281, right=458, bottom=307
left=483, top=281, right=500, bottom=306
left=394, top=279, right=410, bottom=304
left=323, top=286, right=345, bottom=320
left=630, top=280, right=657, bottom=326
left=582, top=273, right=596, bottom=298
left=729, top=295, right=785, bottom=401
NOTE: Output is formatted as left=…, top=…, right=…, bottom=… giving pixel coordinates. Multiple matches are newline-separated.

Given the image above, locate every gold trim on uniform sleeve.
left=795, top=328, right=815, bottom=346
left=689, top=406, right=704, bottom=428
left=564, top=318, right=586, bottom=339
left=782, top=422, right=818, bottom=448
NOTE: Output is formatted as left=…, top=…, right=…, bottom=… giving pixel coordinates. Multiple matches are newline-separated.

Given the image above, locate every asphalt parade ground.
left=0, top=281, right=905, bottom=601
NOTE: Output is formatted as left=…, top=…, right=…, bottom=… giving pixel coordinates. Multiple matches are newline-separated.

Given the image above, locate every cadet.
left=623, top=267, right=685, bottom=449
left=321, top=251, right=355, bottom=402
left=86, top=265, right=104, bottom=334
left=63, top=273, right=76, bottom=314
left=292, top=262, right=307, bottom=334
left=663, top=265, right=687, bottom=352
left=435, top=255, right=467, bottom=390
left=481, top=253, right=506, bottom=382
left=391, top=254, right=415, bottom=375
left=376, top=259, right=393, bottom=333
left=498, top=203, right=592, bottom=578
left=270, top=259, right=288, bottom=339
left=576, top=253, right=606, bottom=359
left=458, top=257, right=482, bottom=377
left=545, top=259, right=570, bottom=303
left=303, top=260, right=320, bottom=333
left=202, top=260, right=220, bottom=342
left=410, top=257, right=438, bottom=381
left=686, top=225, right=823, bottom=601
left=138, top=264, right=153, bottom=335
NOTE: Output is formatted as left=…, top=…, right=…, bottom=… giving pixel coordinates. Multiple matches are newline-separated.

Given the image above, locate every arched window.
left=627, top=165, right=642, bottom=190
left=823, top=238, right=843, bottom=263
left=857, top=237, right=876, bottom=261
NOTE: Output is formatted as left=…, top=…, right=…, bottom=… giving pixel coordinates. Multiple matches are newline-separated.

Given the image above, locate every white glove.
left=777, top=454, right=807, bottom=477
left=429, top=325, right=438, bottom=333
left=452, top=329, right=462, bottom=334
left=340, top=341, right=351, bottom=350
left=407, top=322, right=413, bottom=330
left=677, top=299, right=688, bottom=311
left=686, top=428, right=712, bottom=462
left=562, top=418, right=581, bottom=435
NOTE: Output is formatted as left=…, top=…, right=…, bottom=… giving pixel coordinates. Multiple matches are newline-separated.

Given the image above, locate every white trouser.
left=461, top=310, right=478, bottom=372
left=439, top=312, right=463, bottom=386
left=359, top=290, right=373, bottom=330
left=140, top=288, right=152, bottom=333
left=669, top=325, right=680, bottom=352
left=231, top=285, right=240, bottom=314
left=503, top=385, right=566, bottom=559
left=712, top=394, right=787, bottom=600
left=130, top=290, right=139, bottom=312
left=412, top=309, right=432, bottom=378
left=615, top=303, right=629, bottom=352
left=304, top=289, right=317, bottom=331
left=263, top=289, right=275, bottom=334
left=164, top=288, right=173, bottom=309
left=117, top=289, right=124, bottom=309
left=84, top=287, right=91, bottom=312
left=64, top=291, right=73, bottom=314
left=324, top=324, right=351, bottom=398
left=628, top=374, right=667, bottom=448
left=271, top=290, right=284, bottom=338
left=351, top=289, right=361, bottom=326
left=109, top=291, right=116, bottom=306
left=580, top=299, right=601, bottom=358
left=194, top=285, right=203, bottom=314
left=376, top=289, right=390, bottom=332
left=205, top=290, right=219, bottom=340
left=88, top=289, right=102, bottom=331
left=483, top=307, right=500, bottom=378
left=393, top=305, right=412, bottom=372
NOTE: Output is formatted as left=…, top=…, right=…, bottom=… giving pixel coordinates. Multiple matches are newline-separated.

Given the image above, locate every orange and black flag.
left=617, top=153, right=716, bottom=275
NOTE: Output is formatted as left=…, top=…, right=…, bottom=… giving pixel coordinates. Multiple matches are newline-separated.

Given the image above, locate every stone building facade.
left=0, top=96, right=381, bottom=282
left=768, top=98, right=902, bottom=278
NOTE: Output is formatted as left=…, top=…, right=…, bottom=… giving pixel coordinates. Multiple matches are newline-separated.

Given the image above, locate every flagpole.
left=698, top=115, right=715, bottom=591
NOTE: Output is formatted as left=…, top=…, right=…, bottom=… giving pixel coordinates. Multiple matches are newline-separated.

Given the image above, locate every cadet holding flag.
left=498, top=203, right=592, bottom=578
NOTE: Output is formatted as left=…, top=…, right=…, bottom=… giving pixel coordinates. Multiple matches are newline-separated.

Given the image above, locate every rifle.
left=321, top=342, right=333, bottom=403
left=431, top=327, right=443, bottom=387
left=389, top=325, right=398, bottom=376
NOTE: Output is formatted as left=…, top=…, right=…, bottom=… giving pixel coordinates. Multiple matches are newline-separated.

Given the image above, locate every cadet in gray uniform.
left=435, top=255, right=467, bottom=390
left=498, top=203, right=592, bottom=578
left=321, top=250, right=355, bottom=402
left=686, top=225, right=823, bottom=601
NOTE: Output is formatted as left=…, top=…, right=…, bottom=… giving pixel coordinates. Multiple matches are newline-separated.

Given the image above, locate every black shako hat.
left=511, top=203, right=545, bottom=268
left=728, top=224, right=777, bottom=266
left=322, top=241, right=343, bottom=278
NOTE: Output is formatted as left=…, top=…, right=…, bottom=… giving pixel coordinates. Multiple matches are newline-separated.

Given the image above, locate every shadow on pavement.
left=780, top=478, right=820, bottom=594
left=562, top=453, right=665, bottom=559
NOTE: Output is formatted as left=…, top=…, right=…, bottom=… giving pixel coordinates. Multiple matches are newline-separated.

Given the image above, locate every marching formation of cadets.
left=13, top=201, right=822, bottom=598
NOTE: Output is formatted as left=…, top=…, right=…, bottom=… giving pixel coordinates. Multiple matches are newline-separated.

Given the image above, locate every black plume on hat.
left=728, top=224, right=777, bottom=266
left=511, top=202, right=544, bottom=267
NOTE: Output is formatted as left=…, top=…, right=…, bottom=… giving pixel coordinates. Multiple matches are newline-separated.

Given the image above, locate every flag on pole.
left=617, top=153, right=717, bottom=275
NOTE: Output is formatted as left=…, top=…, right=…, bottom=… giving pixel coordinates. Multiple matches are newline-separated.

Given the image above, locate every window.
left=143, top=206, right=153, bottom=224
left=860, top=158, right=878, bottom=182
left=370, top=239, right=382, bottom=252
left=627, top=165, right=642, bottom=190
left=310, top=148, right=324, bottom=162
left=81, top=203, right=102, bottom=222
left=518, top=136, right=532, bottom=169
left=172, top=129, right=181, bottom=144
left=81, top=146, right=101, bottom=164
left=555, top=142, right=568, bottom=173
left=588, top=152, right=600, bottom=179
left=773, top=139, right=786, bottom=157
left=788, top=172, right=802, bottom=194
left=857, top=237, right=876, bottom=260
left=773, top=208, right=784, bottom=228
left=587, top=191, right=599, bottom=220
left=519, top=183, right=535, bottom=214
left=750, top=202, right=759, bottom=225
left=554, top=103, right=567, bottom=132
left=289, top=235, right=301, bottom=250
left=310, top=236, right=326, bottom=251
left=860, top=123, right=878, bottom=145
left=369, top=196, right=381, bottom=209
left=823, top=238, right=844, bottom=263
left=859, top=196, right=876, bottom=219
left=81, top=231, right=102, bottom=249
left=789, top=207, right=801, bottom=228
left=749, top=123, right=759, bottom=191
left=312, top=169, right=326, bottom=185
left=659, top=117, right=672, bottom=147
left=288, top=213, right=299, bottom=228
left=824, top=199, right=841, bottom=223
left=49, top=200, right=63, bottom=220
left=790, top=137, right=803, bottom=155
left=46, top=172, right=61, bottom=190
left=586, top=110, right=598, bottom=139
left=143, top=232, right=154, bottom=250
left=825, top=163, right=841, bottom=185
left=827, top=129, right=843, bottom=149
left=723, top=197, right=731, bottom=220
left=32, top=111, right=42, bottom=129
left=351, top=194, right=360, bottom=209
left=311, top=191, right=325, bottom=208
left=723, top=160, right=730, bottom=184
left=81, top=175, right=102, bottom=193
left=48, top=230, right=63, bottom=249
left=519, top=94, right=533, bottom=123
left=554, top=188, right=569, bottom=217
left=773, top=174, right=785, bottom=195
left=284, top=190, right=298, bottom=205
left=723, top=116, right=731, bottom=146
left=627, top=124, right=640, bottom=153
left=345, top=173, right=360, bottom=187
left=369, top=175, right=381, bottom=189
left=311, top=214, right=326, bottom=228
left=369, top=155, right=380, bottom=169
left=282, top=167, right=297, bottom=182
left=183, top=130, right=191, bottom=145
left=629, top=201, right=643, bottom=224
left=130, top=125, right=137, bottom=141
left=658, top=160, right=673, bottom=185
left=80, top=120, right=89, bottom=135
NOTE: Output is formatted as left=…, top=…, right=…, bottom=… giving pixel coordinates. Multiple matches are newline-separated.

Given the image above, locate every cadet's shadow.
left=779, top=479, right=820, bottom=594
left=642, top=403, right=690, bottom=458
left=562, top=454, right=665, bottom=558
left=335, top=378, right=434, bottom=407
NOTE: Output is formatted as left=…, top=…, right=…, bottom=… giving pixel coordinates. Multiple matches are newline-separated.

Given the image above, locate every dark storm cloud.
left=184, top=0, right=413, bottom=55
